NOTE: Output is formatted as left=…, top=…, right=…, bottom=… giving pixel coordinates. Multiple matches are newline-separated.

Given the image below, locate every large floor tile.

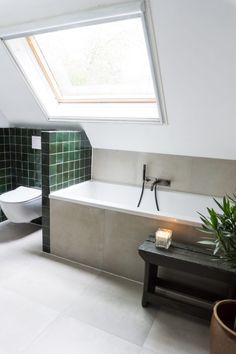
left=0, top=288, right=58, bottom=354
left=0, top=251, right=32, bottom=282
left=0, top=223, right=42, bottom=269
left=0, top=222, right=211, bottom=354
left=143, top=309, right=209, bottom=354
left=0, top=242, right=39, bottom=285
left=85, top=271, right=143, bottom=298
left=13, top=228, right=42, bottom=253
left=22, top=316, right=141, bottom=354
left=0, top=222, right=40, bottom=250
left=66, top=272, right=156, bottom=346
left=1, top=252, right=100, bottom=312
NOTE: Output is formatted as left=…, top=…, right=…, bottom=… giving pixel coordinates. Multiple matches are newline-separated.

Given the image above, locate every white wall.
left=0, top=0, right=120, bottom=29
left=0, top=109, right=9, bottom=127
left=0, top=0, right=236, bottom=159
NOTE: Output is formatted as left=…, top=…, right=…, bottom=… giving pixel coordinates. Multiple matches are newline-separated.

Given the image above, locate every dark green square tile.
left=49, top=154, right=57, bottom=164
left=56, top=153, right=62, bottom=164
left=49, top=133, right=57, bottom=143
left=63, top=142, right=69, bottom=152
left=49, top=165, right=57, bottom=176
left=50, top=144, right=57, bottom=154
left=56, top=132, right=63, bottom=143
left=57, top=164, right=63, bottom=173
left=57, top=174, right=63, bottom=184
left=56, top=143, right=63, bottom=153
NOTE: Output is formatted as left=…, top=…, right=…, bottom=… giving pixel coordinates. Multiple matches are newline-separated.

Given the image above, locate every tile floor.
left=0, top=221, right=210, bottom=354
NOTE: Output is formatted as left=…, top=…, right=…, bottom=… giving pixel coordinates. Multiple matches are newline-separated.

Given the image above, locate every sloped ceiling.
left=0, top=0, right=120, bottom=28
left=0, top=0, right=236, bottom=160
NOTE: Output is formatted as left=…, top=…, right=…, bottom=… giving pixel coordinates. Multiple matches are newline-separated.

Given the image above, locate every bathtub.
left=49, top=180, right=220, bottom=281
left=50, top=180, right=220, bottom=226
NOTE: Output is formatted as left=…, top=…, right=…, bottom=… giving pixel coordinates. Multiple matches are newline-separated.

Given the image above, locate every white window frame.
left=1, top=1, right=168, bottom=124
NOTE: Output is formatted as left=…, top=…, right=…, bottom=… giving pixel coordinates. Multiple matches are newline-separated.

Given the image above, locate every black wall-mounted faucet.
left=137, top=164, right=147, bottom=207
left=142, top=164, right=146, bottom=182
left=150, top=178, right=171, bottom=191
left=137, top=164, right=171, bottom=210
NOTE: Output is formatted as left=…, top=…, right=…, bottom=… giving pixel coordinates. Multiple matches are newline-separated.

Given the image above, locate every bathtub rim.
left=49, top=180, right=208, bottom=227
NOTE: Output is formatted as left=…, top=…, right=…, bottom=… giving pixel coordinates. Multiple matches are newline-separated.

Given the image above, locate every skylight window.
left=4, top=2, right=167, bottom=123
left=27, top=18, right=156, bottom=104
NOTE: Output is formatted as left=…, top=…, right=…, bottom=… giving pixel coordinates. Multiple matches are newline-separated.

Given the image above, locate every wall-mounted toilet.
left=0, top=186, right=42, bottom=223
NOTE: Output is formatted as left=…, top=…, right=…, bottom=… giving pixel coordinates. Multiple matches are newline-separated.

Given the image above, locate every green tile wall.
left=41, top=130, right=92, bottom=253
left=10, top=128, right=42, bottom=189
left=0, top=128, right=11, bottom=222
left=0, top=127, right=92, bottom=254
left=0, top=127, right=44, bottom=223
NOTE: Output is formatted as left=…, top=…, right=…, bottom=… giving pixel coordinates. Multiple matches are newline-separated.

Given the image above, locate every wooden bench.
left=138, top=236, right=236, bottom=320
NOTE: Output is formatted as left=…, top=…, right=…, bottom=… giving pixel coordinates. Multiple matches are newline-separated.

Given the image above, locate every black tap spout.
left=150, top=178, right=158, bottom=191
left=156, top=178, right=171, bottom=187
left=150, top=178, right=171, bottom=191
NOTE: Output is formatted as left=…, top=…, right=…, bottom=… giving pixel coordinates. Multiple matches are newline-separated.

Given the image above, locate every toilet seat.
left=0, top=186, right=41, bottom=204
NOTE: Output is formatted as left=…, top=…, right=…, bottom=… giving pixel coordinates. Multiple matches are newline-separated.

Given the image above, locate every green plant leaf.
left=213, top=198, right=225, bottom=213
left=208, top=208, right=218, bottom=229
left=213, top=244, right=221, bottom=255
left=197, top=240, right=215, bottom=245
left=197, top=195, right=236, bottom=268
left=199, top=235, right=215, bottom=240
left=197, top=227, right=213, bottom=234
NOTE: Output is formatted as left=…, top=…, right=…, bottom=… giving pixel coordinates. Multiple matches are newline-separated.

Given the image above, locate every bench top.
left=139, top=236, right=236, bottom=277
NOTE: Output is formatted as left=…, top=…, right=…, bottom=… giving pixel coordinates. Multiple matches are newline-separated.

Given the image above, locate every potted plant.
left=198, top=195, right=236, bottom=353
left=198, top=195, right=236, bottom=268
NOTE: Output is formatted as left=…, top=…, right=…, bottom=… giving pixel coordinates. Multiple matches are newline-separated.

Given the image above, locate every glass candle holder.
left=155, top=228, right=172, bottom=249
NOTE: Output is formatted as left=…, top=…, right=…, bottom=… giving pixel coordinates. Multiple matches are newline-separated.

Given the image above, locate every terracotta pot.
left=210, top=299, right=236, bottom=354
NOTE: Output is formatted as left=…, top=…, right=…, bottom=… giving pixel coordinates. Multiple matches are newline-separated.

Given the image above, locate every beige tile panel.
left=92, top=149, right=236, bottom=197
left=103, top=210, right=153, bottom=282
left=190, top=157, right=236, bottom=196
left=92, top=149, right=139, bottom=186
left=50, top=199, right=204, bottom=282
left=102, top=210, right=203, bottom=282
left=50, top=200, right=105, bottom=269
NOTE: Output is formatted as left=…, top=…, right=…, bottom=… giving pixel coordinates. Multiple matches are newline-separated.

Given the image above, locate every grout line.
left=41, top=250, right=143, bottom=285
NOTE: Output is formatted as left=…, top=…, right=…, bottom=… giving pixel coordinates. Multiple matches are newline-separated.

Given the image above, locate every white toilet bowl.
left=0, top=186, right=42, bottom=223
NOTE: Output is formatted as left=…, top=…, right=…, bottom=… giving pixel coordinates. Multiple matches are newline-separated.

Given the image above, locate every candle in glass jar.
left=155, top=228, right=172, bottom=249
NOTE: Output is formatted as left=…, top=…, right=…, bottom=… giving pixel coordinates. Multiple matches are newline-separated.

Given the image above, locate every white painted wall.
left=0, top=109, right=9, bottom=127
left=0, top=0, right=235, bottom=159
left=0, top=0, right=120, bottom=29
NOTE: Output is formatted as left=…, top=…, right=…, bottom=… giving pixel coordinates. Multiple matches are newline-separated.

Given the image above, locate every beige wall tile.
left=190, top=157, right=236, bottom=196
left=92, top=149, right=236, bottom=197
left=50, top=199, right=204, bottom=282
left=92, top=149, right=139, bottom=186
left=103, top=210, right=150, bottom=281
left=50, top=200, right=105, bottom=269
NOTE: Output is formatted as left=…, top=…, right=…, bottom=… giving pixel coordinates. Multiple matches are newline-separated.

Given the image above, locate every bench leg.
left=142, top=262, right=158, bottom=307
left=228, top=285, right=236, bottom=299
